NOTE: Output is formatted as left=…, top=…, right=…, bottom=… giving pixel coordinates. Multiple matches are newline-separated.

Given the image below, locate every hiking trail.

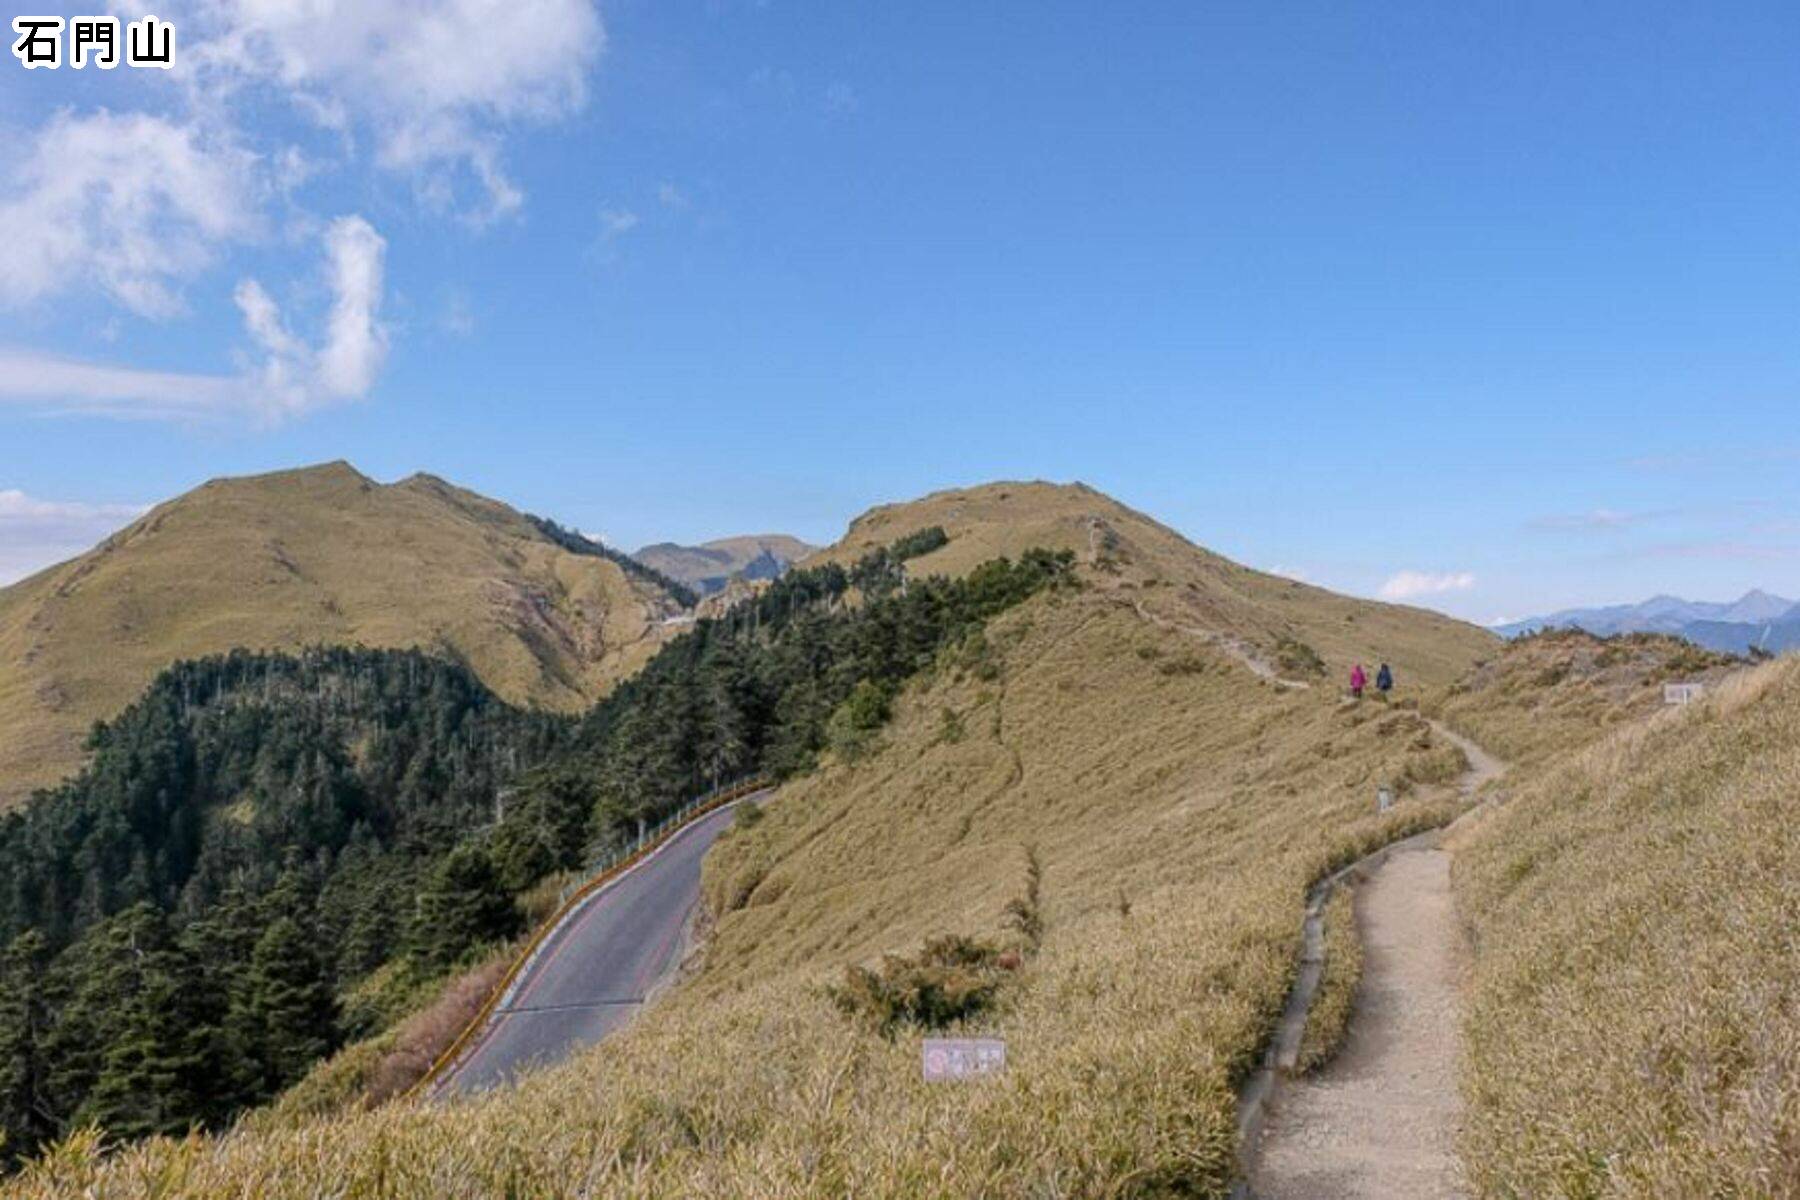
left=1239, top=719, right=1504, bottom=1199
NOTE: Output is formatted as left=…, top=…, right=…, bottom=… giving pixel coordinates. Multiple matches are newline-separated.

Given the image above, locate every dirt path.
left=1248, top=846, right=1468, bottom=1198
left=1241, top=721, right=1503, bottom=1199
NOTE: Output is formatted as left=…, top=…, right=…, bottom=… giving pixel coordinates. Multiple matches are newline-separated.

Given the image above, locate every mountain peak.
left=0, top=466, right=686, bottom=807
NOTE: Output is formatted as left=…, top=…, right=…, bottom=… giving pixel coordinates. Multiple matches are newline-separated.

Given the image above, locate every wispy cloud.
left=592, top=206, right=640, bottom=264
left=0, top=350, right=245, bottom=420
left=1528, top=507, right=1677, bottom=532
left=1379, top=570, right=1476, bottom=601
left=1, top=215, right=389, bottom=422
left=1, top=1, right=607, bottom=428
left=657, top=182, right=691, bottom=211
left=0, top=489, right=149, bottom=584
left=0, top=111, right=259, bottom=318
left=599, top=208, right=640, bottom=240
left=154, top=0, right=605, bottom=223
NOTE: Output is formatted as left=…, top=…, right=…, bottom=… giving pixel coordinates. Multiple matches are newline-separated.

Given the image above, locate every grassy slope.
left=1453, top=658, right=1799, bottom=1196
left=1429, top=627, right=1738, bottom=769
left=12, top=485, right=1495, bottom=1197
left=805, top=480, right=1493, bottom=691
left=0, top=462, right=682, bottom=808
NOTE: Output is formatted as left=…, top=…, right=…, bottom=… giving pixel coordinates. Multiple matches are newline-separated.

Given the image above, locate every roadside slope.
left=0, top=462, right=684, bottom=807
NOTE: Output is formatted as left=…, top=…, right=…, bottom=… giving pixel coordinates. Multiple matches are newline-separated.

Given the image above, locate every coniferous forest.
left=0, top=533, right=1073, bottom=1168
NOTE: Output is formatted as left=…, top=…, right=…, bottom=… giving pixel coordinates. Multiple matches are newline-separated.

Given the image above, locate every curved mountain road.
left=435, top=792, right=766, bottom=1097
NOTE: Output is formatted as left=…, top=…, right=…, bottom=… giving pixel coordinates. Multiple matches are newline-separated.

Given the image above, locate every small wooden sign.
left=922, top=1037, right=1006, bottom=1082
left=1663, top=682, right=1705, bottom=706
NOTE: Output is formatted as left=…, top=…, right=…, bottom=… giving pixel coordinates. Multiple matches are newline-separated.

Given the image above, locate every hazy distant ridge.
left=1497, top=589, right=1800, bottom=653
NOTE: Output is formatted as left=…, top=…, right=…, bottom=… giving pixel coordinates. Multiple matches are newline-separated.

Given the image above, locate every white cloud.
left=0, top=2, right=605, bottom=427
left=0, top=489, right=149, bottom=584
left=1379, top=570, right=1477, bottom=601
left=316, top=216, right=389, bottom=397
left=1267, top=564, right=1311, bottom=583
left=0, top=110, right=258, bottom=317
left=657, top=182, right=691, bottom=211
left=152, top=0, right=604, bottom=222
left=235, top=215, right=389, bottom=416
left=0, top=215, right=389, bottom=422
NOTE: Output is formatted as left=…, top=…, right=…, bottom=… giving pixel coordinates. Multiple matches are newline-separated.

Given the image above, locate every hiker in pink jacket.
left=1350, top=663, right=1367, bottom=699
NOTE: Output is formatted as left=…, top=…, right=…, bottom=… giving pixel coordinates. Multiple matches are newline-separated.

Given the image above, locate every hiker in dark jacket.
left=1376, top=662, right=1394, bottom=695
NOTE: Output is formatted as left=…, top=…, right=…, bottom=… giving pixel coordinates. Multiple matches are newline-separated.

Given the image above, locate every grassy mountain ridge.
left=0, top=462, right=685, bottom=808
left=1, top=482, right=1502, bottom=1196
left=805, top=480, right=1494, bottom=690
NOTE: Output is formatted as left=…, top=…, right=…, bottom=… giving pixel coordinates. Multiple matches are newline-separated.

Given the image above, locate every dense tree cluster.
left=0, top=647, right=567, bottom=1164
left=0, top=532, right=1073, bottom=1167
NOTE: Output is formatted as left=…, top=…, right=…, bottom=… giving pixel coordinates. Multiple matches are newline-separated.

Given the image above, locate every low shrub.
left=828, top=934, right=1007, bottom=1033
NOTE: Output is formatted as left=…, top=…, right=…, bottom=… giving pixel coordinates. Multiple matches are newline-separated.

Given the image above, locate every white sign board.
left=922, top=1037, right=1006, bottom=1082
left=1664, top=682, right=1706, bottom=706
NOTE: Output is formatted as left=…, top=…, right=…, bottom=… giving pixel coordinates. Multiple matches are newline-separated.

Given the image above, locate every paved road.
left=437, top=794, right=763, bottom=1096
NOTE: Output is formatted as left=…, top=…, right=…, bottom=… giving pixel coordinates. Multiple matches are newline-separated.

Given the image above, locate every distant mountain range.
left=1497, top=589, right=1800, bottom=654
left=632, top=535, right=816, bottom=596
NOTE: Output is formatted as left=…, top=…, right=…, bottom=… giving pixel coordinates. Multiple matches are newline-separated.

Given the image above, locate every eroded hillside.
left=0, top=462, right=684, bottom=807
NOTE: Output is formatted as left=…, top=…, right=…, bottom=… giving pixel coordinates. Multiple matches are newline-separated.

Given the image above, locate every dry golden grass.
left=9, top=570, right=1488, bottom=1198
left=1294, top=887, right=1362, bottom=1076
left=1455, top=656, right=1800, bottom=1197
left=1428, top=627, right=1739, bottom=770
left=0, top=462, right=682, bottom=807
left=805, top=481, right=1496, bottom=692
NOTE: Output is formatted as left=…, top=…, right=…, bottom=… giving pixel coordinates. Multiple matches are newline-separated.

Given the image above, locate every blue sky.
left=3, top=2, right=1799, bottom=623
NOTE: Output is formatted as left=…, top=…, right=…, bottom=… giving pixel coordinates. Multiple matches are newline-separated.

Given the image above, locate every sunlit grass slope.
left=1454, top=657, right=1797, bottom=1196
left=1429, top=626, right=1738, bottom=769
left=0, top=462, right=683, bottom=807
left=806, top=480, right=1495, bottom=692
left=13, top=553, right=1490, bottom=1196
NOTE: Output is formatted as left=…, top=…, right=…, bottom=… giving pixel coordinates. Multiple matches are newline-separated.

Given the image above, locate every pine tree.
left=245, top=917, right=337, bottom=1094
left=409, top=843, right=520, bottom=972
left=0, top=931, right=56, bottom=1168
left=75, top=905, right=214, bottom=1140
